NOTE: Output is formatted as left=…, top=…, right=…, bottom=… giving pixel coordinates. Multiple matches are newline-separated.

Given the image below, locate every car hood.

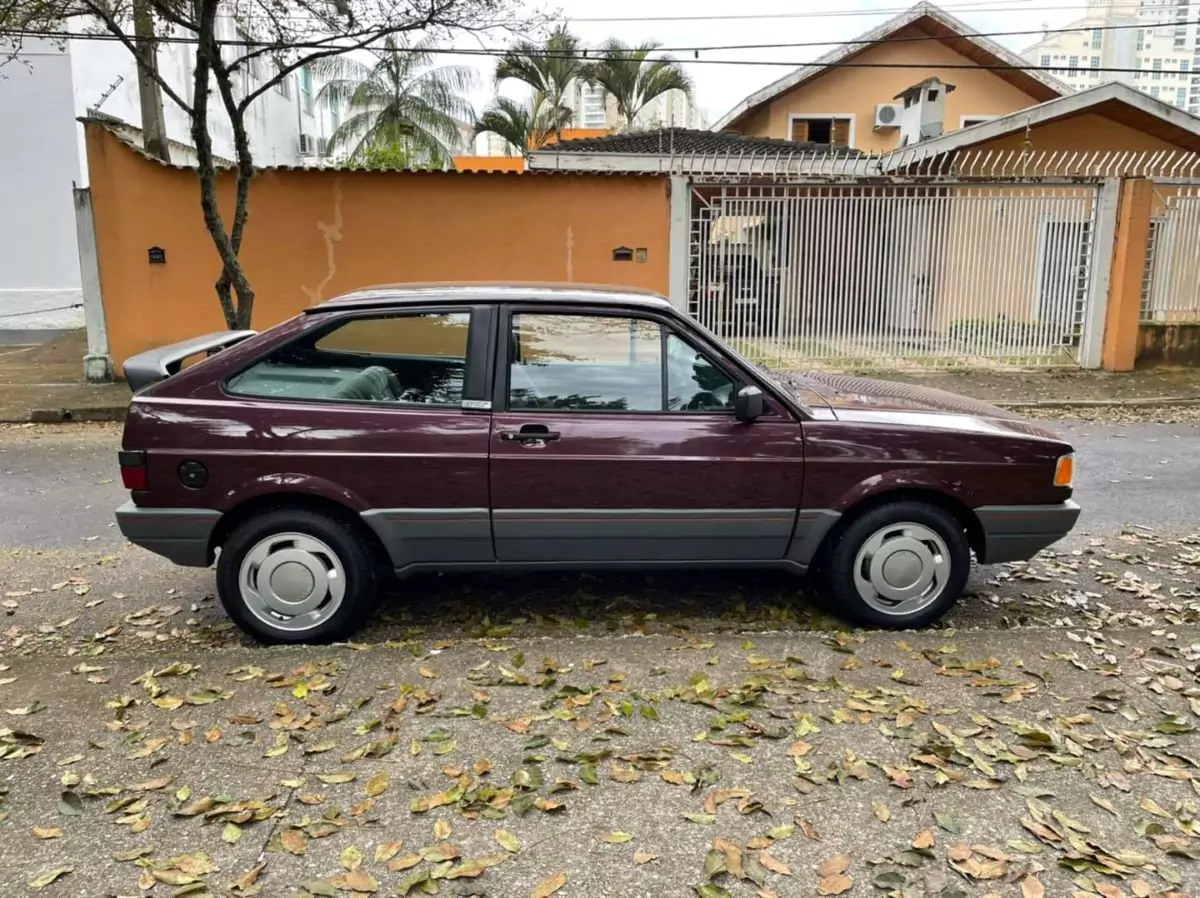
left=776, top=371, right=1067, bottom=442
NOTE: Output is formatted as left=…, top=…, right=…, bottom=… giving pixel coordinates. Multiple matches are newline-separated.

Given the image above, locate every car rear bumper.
left=974, top=500, right=1081, bottom=564
left=115, top=501, right=220, bottom=567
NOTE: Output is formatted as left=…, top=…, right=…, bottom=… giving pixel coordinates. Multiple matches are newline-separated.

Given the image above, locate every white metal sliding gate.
left=689, top=182, right=1102, bottom=369
left=1141, top=185, right=1200, bottom=323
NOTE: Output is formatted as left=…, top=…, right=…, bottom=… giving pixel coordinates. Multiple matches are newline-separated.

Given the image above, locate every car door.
left=488, top=305, right=805, bottom=563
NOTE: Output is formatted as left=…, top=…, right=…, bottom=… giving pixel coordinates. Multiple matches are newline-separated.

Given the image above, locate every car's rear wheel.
left=814, top=500, right=970, bottom=629
left=216, top=508, right=378, bottom=644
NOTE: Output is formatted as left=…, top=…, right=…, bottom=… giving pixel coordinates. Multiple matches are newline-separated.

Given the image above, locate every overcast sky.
left=447, top=0, right=1092, bottom=123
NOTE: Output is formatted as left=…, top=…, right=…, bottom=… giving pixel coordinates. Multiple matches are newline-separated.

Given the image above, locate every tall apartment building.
left=566, top=75, right=708, bottom=131
left=1022, top=0, right=1199, bottom=113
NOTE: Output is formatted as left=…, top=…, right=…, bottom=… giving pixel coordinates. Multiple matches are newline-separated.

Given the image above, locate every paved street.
left=0, top=418, right=1197, bottom=897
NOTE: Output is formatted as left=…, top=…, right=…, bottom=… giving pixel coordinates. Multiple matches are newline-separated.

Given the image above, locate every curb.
left=994, top=396, right=1200, bottom=410
left=2, top=406, right=129, bottom=424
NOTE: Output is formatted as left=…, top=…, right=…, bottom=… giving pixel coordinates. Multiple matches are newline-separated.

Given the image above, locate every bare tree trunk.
left=208, top=40, right=256, bottom=329
left=132, top=0, right=170, bottom=163
left=190, top=1, right=243, bottom=330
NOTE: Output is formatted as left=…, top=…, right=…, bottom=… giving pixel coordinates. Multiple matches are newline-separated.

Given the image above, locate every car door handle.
left=499, top=425, right=561, bottom=443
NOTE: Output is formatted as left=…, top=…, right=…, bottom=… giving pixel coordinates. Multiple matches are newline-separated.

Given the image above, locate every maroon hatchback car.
left=116, top=284, right=1079, bottom=642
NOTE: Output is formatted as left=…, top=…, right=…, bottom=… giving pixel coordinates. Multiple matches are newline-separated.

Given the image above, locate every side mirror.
left=734, top=385, right=765, bottom=423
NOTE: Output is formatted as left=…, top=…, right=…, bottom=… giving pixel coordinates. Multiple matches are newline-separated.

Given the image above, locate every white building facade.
left=0, top=15, right=340, bottom=336
left=1022, top=0, right=1199, bottom=114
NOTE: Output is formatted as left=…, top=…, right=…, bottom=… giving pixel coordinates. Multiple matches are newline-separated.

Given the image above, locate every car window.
left=508, top=313, right=663, bottom=411
left=666, top=334, right=735, bottom=411
left=227, top=311, right=470, bottom=405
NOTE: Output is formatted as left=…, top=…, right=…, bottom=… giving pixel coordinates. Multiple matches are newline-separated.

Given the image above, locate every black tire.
left=216, top=508, right=379, bottom=644
left=813, top=500, right=970, bottom=630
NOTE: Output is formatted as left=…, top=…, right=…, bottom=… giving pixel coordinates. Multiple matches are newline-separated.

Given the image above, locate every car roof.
left=308, top=282, right=673, bottom=314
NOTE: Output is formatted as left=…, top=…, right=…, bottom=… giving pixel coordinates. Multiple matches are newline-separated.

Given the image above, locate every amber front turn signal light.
left=1054, top=454, right=1075, bottom=488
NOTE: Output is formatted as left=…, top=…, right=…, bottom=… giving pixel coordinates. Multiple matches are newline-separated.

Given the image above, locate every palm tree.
left=590, top=40, right=693, bottom=129
left=473, top=93, right=571, bottom=157
left=494, top=25, right=587, bottom=136
left=313, top=36, right=477, bottom=167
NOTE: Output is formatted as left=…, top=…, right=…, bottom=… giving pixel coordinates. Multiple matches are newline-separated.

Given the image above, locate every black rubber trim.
left=463, top=305, right=494, bottom=403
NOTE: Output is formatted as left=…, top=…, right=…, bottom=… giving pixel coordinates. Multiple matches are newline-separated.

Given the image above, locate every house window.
left=1040, top=54, right=1051, bottom=67
left=275, top=70, right=292, bottom=98
left=1153, top=58, right=1163, bottom=77
left=1068, top=55, right=1079, bottom=69
left=1092, top=28, right=1103, bottom=49
left=1178, top=87, right=1188, bottom=105
left=1137, top=29, right=1146, bottom=50
left=328, top=93, right=340, bottom=131
left=1182, top=60, right=1191, bottom=73
left=1091, top=56, right=1101, bottom=69
left=299, top=65, right=314, bottom=115
left=960, top=115, right=996, bottom=128
left=790, top=116, right=853, bottom=147
left=1151, top=85, right=1161, bottom=98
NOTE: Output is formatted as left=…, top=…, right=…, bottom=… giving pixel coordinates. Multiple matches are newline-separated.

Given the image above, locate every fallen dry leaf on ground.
left=531, top=871, right=567, bottom=898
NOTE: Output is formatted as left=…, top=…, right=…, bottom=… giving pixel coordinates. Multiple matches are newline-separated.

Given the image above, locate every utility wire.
left=4, top=18, right=1200, bottom=71
left=559, top=1, right=1200, bottom=22
left=0, top=303, right=82, bottom=320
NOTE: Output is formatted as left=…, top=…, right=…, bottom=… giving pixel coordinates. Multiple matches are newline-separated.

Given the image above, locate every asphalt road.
left=0, top=418, right=1196, bottom=551
left=1, top=422, right=1197, bottom=897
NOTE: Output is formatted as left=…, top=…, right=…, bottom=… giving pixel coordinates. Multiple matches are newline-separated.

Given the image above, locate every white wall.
left=0, top=39, right=84, bottom=330
left=70, top=13, right=318, bottom=179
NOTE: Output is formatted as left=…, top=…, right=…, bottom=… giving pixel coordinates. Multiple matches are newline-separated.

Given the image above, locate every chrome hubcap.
left=852, top=522, right=950, bottom=617
left=238, top=532, right=345, bottom=632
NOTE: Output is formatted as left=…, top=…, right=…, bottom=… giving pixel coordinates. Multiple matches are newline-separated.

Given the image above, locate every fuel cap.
left=178, top=460, right=208, bottom=489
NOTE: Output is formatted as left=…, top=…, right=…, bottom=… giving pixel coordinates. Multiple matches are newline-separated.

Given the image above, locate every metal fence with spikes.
left=593, top=147, right=1200, bottom=185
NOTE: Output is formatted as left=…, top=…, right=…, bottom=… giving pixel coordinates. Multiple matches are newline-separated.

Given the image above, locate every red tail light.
left=119, top=450, right=148, bottom=491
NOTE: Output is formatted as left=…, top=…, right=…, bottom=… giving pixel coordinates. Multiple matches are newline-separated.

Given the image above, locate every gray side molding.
left=785, top=510, right=842, bottom=568
left=124, top=330, right=257, bottom=391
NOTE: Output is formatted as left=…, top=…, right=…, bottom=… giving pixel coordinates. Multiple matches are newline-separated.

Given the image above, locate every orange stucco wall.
left=84, top=125, right=669, bottom=370
left=452, top=155, right=526, bottom=172
left=734, top=25, right=1045, bottom=152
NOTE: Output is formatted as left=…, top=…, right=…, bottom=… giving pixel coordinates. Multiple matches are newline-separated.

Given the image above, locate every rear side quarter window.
left=226, top=311, right=471, bottom=405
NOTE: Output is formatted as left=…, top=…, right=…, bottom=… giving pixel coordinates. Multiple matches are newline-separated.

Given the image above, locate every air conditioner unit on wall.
left=874, top=103, right=902, bottom=128
left=299, top=133, right=316, bottom=155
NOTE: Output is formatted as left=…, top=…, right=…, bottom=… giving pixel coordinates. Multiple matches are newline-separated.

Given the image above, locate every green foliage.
left=473, top=93, right=571, bottom=156
left=493, top=24, right=584, bottom=134
left=313, top=35, right=477, bottom=168
left=344, top=142, right=411, bottom=170
left=591, top=40, right=693, bottom=128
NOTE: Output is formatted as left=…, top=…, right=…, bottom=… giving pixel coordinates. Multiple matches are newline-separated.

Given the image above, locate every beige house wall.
left=732, top=26, right=1047, bottom=152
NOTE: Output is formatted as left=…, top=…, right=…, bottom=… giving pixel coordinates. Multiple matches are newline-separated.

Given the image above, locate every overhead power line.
left=5, top=16, right=1200, bottom=64
left=560, top=0, right=1200, bottom=22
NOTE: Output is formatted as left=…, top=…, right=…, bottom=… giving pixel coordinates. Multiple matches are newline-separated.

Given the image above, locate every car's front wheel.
left=216, top=508, right=378, bottom=643
left=814, top=500, right=970, bottom=629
